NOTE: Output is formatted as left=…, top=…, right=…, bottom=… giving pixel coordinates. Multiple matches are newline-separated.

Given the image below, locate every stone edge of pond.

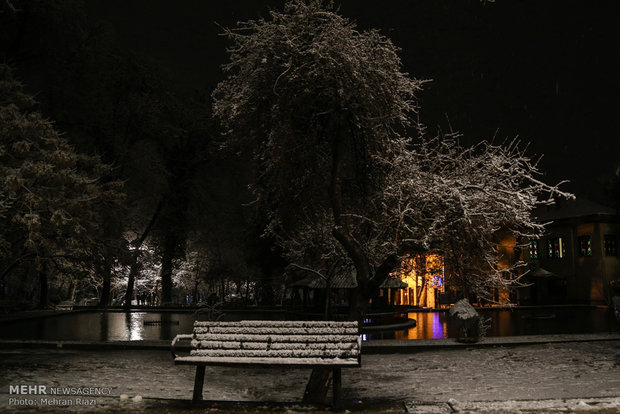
left=1, top=332, right=619, bottom=353
left=362, top=332, right=620, bottom=353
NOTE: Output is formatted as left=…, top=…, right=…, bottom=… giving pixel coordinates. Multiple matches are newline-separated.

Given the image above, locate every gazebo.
left=287, top=270, right=407, bottom=311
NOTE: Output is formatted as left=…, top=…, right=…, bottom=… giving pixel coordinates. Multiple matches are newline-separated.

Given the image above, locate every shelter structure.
left=287, top=198, right=620, bottom=309
left=523, top=198, right=620, bottom=305
left=288, top=270, right=408, bottom=313
left=288, top=254, right=445, bottom=311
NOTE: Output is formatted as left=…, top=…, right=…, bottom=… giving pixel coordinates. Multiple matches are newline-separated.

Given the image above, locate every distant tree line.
left=0, top=0, right=283, bottom=309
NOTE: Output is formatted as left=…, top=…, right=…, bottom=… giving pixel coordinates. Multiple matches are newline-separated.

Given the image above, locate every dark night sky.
left=87, top=0, right=620, bottom=203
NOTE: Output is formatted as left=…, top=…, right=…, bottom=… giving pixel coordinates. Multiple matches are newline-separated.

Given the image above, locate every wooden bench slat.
left=192, top=334, right=360, bottom=343
left=189, top=349, right=358, bottom=358
left=194, top=326, right=359, bottom=335
left=192, top=341, right=359, bottom=351
left=172, top=320, right=361, bottom=405
left=175, top=355, right=361, bottom=367
left=194, top=321, right=358, bottom=328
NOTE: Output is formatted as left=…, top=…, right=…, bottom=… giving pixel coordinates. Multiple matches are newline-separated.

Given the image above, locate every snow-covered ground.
left=0, top=340, right=619, bottom=412
left=452, top=397, right=620, bottom=413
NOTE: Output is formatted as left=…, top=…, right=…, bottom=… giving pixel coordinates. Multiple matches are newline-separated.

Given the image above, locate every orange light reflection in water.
left=394, top=312, right=448, bottom=340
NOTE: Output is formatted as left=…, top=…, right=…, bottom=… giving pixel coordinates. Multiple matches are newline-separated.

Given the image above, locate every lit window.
left=604, top=235, right=617, bottom=257
left=547, top=237, right=566, bottom=259
left=529, top=240, right=538, bottom=259
left=578, top=236, right=592, bottom=257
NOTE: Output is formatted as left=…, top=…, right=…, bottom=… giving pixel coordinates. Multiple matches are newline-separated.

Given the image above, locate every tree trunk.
left=38, top=265, right=48, bottom=309
left=124, top=253, right=139, bottom=309
left=244, top=279, right=250, bottom=306
left=160, top=245, right=174, bottom=305
left=192, top=279, right=199, bottom=304
left=100, top=272, right=111, bottom=306
left=324, top=287, right=331, bottom=319
left=70, top=280, right=78, bottom=302
left=220, top=277, right=226, bottom=304
left=258, top=277, right=274, bottom=306
left=63, top=279, right=72, bottom=301
left=329, top=133, right=373, bottom=323
left=99, top=256, right=113, bottom=307
left=317, top=125, right=401, bottom=402
left=347, top=286, right=370, bottom=322
left=124, top=201, right=163, bottom=309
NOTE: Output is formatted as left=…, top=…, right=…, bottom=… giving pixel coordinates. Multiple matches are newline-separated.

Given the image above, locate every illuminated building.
left=382, top=254, right=445, bottom=308
left=289, top=198, right=619, bottom=308
left=523, top=199, right=620, bottom=305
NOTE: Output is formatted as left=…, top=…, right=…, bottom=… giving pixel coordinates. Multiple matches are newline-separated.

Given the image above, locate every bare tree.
left=213, top=0, right=572, bottom=323
left=214, top=0, right=422, bottom=320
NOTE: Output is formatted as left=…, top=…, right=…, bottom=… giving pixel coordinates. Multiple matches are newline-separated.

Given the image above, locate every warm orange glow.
left=391, top=254, right=445, bottom=308
left=496, top=235, right=516, bottom=304
left=577, top=223, right=595, bottom=235
left=394, top=312, right=448, bottom=339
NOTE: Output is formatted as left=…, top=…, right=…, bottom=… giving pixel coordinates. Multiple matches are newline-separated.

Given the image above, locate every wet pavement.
left=1, top=336, right=619, bottom=413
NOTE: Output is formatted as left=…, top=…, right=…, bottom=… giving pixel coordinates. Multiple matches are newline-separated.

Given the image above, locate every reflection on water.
left=0, top=307, right=618, bottom=342
left=432, top=312, right=445, bottom=339
left=128, top=312, right=143, bottom=341
left=0, top=312, right=196, bottom=342
left=369, top=307, right=619, bottom=340
left=393, top=312, right=449, bottom=340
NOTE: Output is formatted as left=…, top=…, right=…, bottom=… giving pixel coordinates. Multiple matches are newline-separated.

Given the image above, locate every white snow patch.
left=191, top=334, right=358, bottom=343
left=448, top=299, right=478, bottom=321
left=194, top=326, right=358, bottom=335
left=458, top=397, right=620, bottom=412
left=194, top=320, right=358, bottom=328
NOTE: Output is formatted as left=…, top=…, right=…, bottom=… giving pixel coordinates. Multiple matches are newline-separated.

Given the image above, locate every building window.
left=547, top=237, right=566, bottom=259
left=529, top=240, right=538, bottom=259
left=604, top=235, right=617, bottom=257
left=578, top=236, right=593, bottom=257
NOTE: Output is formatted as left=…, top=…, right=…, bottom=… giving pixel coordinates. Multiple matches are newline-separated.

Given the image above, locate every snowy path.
left=0, top=340, right=619, bottom=411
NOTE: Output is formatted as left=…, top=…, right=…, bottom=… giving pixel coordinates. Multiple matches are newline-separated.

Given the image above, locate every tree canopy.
left=0, top=65, right=124, bottom=307
left=214, top=0, right=573, bottom=317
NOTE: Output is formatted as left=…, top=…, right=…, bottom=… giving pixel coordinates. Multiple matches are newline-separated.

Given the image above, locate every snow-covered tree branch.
left=213, top=0, right=573, bottom=318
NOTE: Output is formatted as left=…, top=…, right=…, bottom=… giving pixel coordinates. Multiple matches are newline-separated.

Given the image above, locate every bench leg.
left=192, top=365, right=206, bottom=403
left=332, top=367, right=342, bottom=407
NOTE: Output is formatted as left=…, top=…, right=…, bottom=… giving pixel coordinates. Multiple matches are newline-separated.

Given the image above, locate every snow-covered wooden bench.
left=171, top=320, right=361, bottom=405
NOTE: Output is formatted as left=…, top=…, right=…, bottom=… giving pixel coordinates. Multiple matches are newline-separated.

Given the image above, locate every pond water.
left=0, top=310, right=287, bottom=342
left=366, top=307, right=620, bottom=340
left=0, top=307, right=617, bottom=342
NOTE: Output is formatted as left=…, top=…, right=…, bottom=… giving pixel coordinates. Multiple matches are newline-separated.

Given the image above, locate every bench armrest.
left=171, top=334, right=193, bottom=359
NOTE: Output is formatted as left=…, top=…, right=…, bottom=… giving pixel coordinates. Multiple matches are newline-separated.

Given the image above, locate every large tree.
left=0, top=65, right=124, bottom=307
left=376, top=133, right=575, bottom=301
left=213, top=0, right=572, bottom=321
left=2, top=0, right=219, bottom=306
left=213, top=0, right=422, bottom=319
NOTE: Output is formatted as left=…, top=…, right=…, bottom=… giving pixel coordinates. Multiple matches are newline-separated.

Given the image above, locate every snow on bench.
left=171, top=320, right=361, bottom=404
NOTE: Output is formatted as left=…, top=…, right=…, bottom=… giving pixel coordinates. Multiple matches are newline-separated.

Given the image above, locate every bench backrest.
left=189, top=320, right=361, bottom=365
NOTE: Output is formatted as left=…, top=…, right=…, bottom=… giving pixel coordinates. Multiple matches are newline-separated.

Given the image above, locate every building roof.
left=525, top=267, right=564, bottom=279
left=289, top=271, right=408, bottom=289
left=534, top=198, right=618, bottom=222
